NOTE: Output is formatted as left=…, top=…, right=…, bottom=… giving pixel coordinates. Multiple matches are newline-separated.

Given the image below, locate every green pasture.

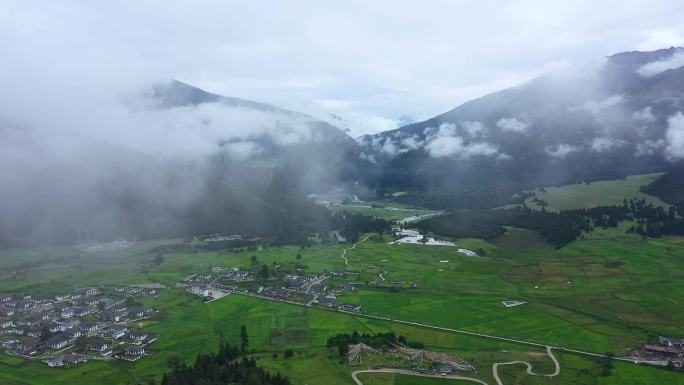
left=2, top=189, right=684, bottom=383
left=524, top=173, right=669, bottom=211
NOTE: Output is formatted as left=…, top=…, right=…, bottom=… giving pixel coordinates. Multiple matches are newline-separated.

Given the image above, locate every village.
left=0, top=284, right=162, bottom=368
left=178, top=264, right=390, bottom=313
left=632, top=336, right=684, bottom=368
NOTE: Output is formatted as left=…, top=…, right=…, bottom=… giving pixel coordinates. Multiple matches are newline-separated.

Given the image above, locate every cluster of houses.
left=184, top=267, right=253, bottom=301
left=187, top=285, right=233, bottom=301
left=0, top=285, right=160, bottom=367
left=44, top=325, right=154, bottom=367
left=183, top=267, right=251, bottom=285
left=312, top=293, right=362, bottom=313
left=73, top=239, right=135, bottom=253
left=247, top=270, right=363, bottom=313
left=203, top=234, right=244, bottom=242
left=632, top=336, right=683, bottom=367
left=389, top=278, right=419, bottom=288
left=283, top=274, right=319, bottom=290
left=179, top=263, right=366, bottom=313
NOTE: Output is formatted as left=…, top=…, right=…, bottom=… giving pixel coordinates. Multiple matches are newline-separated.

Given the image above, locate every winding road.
left=351, top=345, right=559, bottom=385
left=492, top=346, right=559, bottom=385
left=341, top=234, right=372, bottom=266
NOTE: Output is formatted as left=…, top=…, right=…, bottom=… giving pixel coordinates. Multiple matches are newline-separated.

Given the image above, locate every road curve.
left=378, top=270, right=387, bottom=281
left=341, top=234, right=372, bottom=266
left=352, top=368, right=490, bottom=385
left=492, top=346, right=559, bottom=385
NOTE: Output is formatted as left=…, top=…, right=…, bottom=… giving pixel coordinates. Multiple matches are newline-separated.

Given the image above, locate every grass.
left=0, top=278, right=682, bottom=384
left=2, top=184, right=684, bottom=383
left=524, top=173, right=669, bottom=211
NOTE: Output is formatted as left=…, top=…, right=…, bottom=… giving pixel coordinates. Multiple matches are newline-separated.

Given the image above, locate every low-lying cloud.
left=665, top=112, right=684, bottom=160
left=496, top=115, right=531, bottom=134
left=591, top=137, right=625, bottom=152
left=568, top=94, right=624, bottom=116
left=546, top=144, right=581, bottom=159
left=637, top=51, right=684, bottom=77
left=423, top=123, right=503, bottom=159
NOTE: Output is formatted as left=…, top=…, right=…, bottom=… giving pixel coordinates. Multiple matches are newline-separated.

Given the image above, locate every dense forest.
left=331, top=212, right=391, bottom=242
left=416, top=207, right=588, bottom=248
left=389, top=189, right=530, bottom=211
left=641, top=167, right=684, bottom=206
left=416, top=199, right=684, bottom=248
left=160, top=340, right=290, bottom=385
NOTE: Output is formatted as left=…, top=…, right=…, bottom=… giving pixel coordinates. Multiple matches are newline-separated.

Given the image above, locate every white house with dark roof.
left=87, top=341, right=109, bottom=352
left=54, top=294, right=70, bottom=302
left=85, top=287, right=99, bottom=296
left=126, top=346, right=145, bottom=356
left=60, top=308, right=75, bottom=318
left=0, top=307, right=15, bottom=317
left=111, top=326, right=128, bottom=339
left=129, top=329, right=148, bottom=342
left=46, top=337, right=70, bottom=350
left=47, top=357, right=64, bottom=367
left=80, top=323, right=97, bottom=334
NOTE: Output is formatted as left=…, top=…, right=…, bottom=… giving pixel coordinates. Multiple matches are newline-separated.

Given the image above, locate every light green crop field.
left=1, top=189, right=684, bottom=383
left=524, top=173, right=669, bottom=211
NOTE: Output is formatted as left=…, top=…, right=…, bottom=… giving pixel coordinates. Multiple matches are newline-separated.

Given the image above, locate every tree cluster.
left=330, top=212, right=391, bottom=242
left=416, top=198, right=684, bottom=249
left=160, top=341, right=289, bottom=385
left=326, top=331, right=424, bottom=357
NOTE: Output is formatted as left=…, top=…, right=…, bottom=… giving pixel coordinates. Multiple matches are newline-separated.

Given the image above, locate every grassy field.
left=1, top=191, right=684, bottom=383
left=333, top=228, right=684, bottom=354
left=0, top=290, right=679, bottom=385
left=524, top=173, right=669, bottom=211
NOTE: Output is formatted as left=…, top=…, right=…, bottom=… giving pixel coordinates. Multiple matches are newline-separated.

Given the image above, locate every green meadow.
left=1, top=291, right=681, bottom=385
left=1, top=174, right=684, bottom=383
left=524, top=173, right=669, bottom=211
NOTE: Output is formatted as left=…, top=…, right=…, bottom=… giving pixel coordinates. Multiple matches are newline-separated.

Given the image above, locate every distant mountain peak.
left=359, top=47, right=684, bottom=190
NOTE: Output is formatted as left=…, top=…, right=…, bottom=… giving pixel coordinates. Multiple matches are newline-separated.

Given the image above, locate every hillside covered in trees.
left=642, top=167, right=684, bottom=206
left=416, top=199, right=684, bottom=248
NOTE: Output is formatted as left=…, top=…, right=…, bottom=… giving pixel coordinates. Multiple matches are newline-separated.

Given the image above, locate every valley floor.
left=2, top=194, right=684, bottom=383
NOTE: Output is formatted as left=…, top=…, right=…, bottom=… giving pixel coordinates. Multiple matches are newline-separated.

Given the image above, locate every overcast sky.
left=2, top=0, right=684, bottom=136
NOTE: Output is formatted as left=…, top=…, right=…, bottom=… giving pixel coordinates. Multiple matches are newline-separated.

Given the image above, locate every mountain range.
left=1, top=47, right=683, bottom=246
left=358, top=47, right=684, bottom=191
left=0, top=81, right=363, bottom=246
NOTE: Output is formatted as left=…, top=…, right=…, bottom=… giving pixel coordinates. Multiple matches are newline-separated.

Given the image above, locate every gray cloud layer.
left=2, top=0, right=684, bottom=135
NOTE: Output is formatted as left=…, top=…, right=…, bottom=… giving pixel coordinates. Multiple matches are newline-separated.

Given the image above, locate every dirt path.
left=341, top=234, right=372, bottom=266
left=492, top=346, right=559, bottom=385
left=351, top=368, right=489, bottom=385
left=369, top=270, right=387, bottom=284
left=378, top=270, right=386, bottom=281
